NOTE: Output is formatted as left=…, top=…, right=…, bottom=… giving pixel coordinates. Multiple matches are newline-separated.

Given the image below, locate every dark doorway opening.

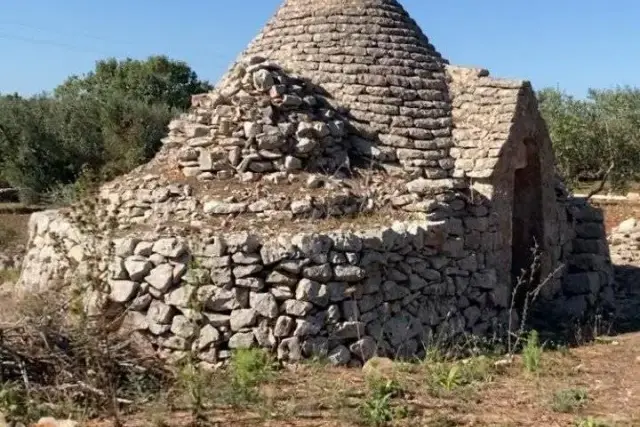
left=511, top=138, right=544, bottom=310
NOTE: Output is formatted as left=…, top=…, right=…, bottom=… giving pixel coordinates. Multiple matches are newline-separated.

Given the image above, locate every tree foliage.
left=55, top=55, right=211, bottom=110
left=538, top=86, right=640, bottom=190
left=0, top=56, right=211, bottom=203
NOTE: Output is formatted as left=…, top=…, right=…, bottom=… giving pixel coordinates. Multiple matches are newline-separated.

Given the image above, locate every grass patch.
left=358, top=377, right=409, bottom=426
left=552, top=388, right=589, bottom=413
left=225, top=348, right=278, bottom=407
left=0, top=268, right=20, bottom=283
left=425, top=356, right=497, bottom=398
left=574, top=417, right=613, bottom=427
left=0, top=223, right=18, bottom=250
left=523, top=330, right=544, bottom=374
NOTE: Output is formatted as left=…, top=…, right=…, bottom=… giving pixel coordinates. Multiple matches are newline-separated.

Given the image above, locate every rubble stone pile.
left=164, top=57, right=352, bottom=182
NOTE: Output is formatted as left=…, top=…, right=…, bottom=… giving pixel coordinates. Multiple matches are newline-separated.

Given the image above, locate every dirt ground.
left=0, top=213, right=30, bottom=252
left=83, top=332, right=640, bottom=427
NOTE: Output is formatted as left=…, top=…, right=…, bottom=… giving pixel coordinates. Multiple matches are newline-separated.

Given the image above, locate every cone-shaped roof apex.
left=227, top=0, right=454, bottom=175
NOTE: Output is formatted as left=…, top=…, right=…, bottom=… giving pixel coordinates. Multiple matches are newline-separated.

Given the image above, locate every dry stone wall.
left=109, top=220, right=511, bottom=366
left=19, top=207, right=513, bottom=365
left=527, top=189, right=615, bottom=334
left=446, top=65, right=523, bottom=180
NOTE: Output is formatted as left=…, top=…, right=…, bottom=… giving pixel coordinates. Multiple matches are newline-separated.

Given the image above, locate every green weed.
left=574, top=416, right=612, bottom=427
left=0, top=268, right=20, bottom=284
left=426, top=356, right=496, bottom=397
left=552, top=388, right=589, bottom=413
left=523, top=330, right=543, bottom=373
left=225, top=348, right=277, bottom=407
left=359, top=377, right=407, bottom=426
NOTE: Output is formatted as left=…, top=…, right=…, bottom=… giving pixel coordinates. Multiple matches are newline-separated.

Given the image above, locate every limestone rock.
left=229, top=331, right=255, bottom=349
left=196, top=324, right=221, bottom=350
left=152, top=238, right=186, bottom=258
left=274, top=315, right=295, bottom=337
left=250, top=292, right=279, bottom=318
left=296, top=279, right=329, bottom=307
left=350, top=337, right=378, bottom=361
left=277, top=337, right=302, bottom=361
left=362, top=357, right=396, bottom=379
left=333, top=265, right=366, bottom=282
left=328, top=345, right=351, bottom=366
left=109, top=280, right=139, bottom=303
left=147, top=300, right=174, bottom=324
left=208, top=288, right=247, bottom=311
left=230, top=309, right=258, bottom=331
left=171, top=315, right=197, bottom=339
left=145, top=264, right=174, bottom=293
left=283, top=299, right=313, bottom=317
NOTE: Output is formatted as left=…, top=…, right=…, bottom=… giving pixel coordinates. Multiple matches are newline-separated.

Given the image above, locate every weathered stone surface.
left=261, top=241, right=292, bottom=265
left=283, top=300, right=313, bottom=317
left=124, top=257, right=152, bottom=281
left=228, top=332, right=255, bottom=349
left=230, top=309, right=258, bottom=331
left=208, top=288, right=247, bottom=311
left=114, top=238, right=138, bottom=258
left=109, top=280, right=139, bottom=303
left=254, top=320, right=276, bottom=348
left=147, top=300, right=174, bottom=324
left=278, top=337, right=302, bottom=361
left=250, top=292, right=279, bottom=318
left=328, top=345, right=351, bottom=366
left=296, top=279, right=329, bottom=307
left=333, top=265, right=366, bottom=282
left=350, top=337, right=378, bottom=361
left=196, top=324, right=220, bottom=350
left=204, top=201, right=247, bottom=215
left=145, top=264, right=174, bottom=292
left=303, top=264, right=333, bottom=282
left=171, top=315, right=197, bottom=339
left=331, top=321, right=366, bottom=340
left=274, top=315, right=295, bottom=337
left=165, top=285, right=195, bottom=308
left=152, top=238, right=186, bottom=258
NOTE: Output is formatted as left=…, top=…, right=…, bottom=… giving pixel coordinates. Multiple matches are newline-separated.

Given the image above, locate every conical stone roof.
left=230, top=0, right=456, bottom=178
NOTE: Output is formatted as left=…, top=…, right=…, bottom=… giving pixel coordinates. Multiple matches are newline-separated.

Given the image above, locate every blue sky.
left=0, top=0, right=638, bottom=97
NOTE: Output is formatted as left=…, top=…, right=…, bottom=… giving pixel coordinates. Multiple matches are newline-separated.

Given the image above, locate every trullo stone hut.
left=18, top=0, right=614, bottom=365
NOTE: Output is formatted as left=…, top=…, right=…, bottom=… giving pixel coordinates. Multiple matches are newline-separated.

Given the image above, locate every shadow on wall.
left=611, top=264, right=640, bottom=334
left=472, top=82, right=629, bottom=344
